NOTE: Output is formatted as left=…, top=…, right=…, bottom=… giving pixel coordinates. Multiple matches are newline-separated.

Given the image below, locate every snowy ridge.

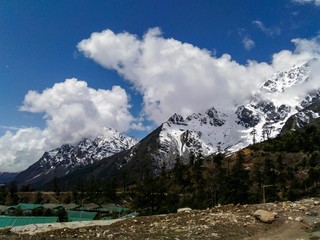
left=149, top=59, right=320, bottom=169
left=40, top=127, right=137, bottom=171
left=261, top=59, right=314, bottom=93
left=15, top=127, right=138, bottom=187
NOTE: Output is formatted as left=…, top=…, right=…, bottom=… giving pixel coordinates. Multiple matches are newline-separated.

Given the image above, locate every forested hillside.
left=132, top=119, right=320, bottom=215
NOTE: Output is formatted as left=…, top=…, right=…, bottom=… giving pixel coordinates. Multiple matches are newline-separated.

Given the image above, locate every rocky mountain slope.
left=14, top=128, right=138, bottom=188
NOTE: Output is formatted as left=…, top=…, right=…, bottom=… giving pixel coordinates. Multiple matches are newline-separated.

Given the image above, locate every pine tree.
left=224, top=152, right=250, bottom=204
left=190, top=154, right=205, bottom=208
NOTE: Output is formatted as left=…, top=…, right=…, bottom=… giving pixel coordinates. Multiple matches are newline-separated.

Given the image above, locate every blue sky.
left=1, top=0, right=320, bottom=171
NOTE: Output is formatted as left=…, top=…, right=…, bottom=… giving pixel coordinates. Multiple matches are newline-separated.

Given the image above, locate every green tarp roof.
left=12, top=203, right=43, bottom=211
left=42, top=204, right=63, bottom=210
left=67, top=210, right=97, bottom=221
left=0, top=216, right=58, bottom=228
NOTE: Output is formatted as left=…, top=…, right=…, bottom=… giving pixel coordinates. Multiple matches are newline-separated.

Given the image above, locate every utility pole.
left=262, top=185, right=273, bottom=203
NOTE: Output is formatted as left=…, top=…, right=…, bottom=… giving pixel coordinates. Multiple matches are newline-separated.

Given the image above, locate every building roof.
left=62, top=203, right=79, bottom=210
left=76, top=203, right=100, bottom=211
left=0, top=205, right=12, bottom=212
left=66, top=210, right=97, bottom=222
left=12, top=203, right=43, bottom=211
left=42, top=204, right=63, bottom=210
left=0, top=216, right=58, bottom=228
left=84, top=203, right=100, bottom=210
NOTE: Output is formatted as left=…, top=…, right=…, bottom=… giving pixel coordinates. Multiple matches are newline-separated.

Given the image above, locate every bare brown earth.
left=1, top=198, right=320, bottom=240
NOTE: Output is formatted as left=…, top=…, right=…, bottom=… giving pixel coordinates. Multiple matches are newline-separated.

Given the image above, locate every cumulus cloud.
left=78, top=28, right=320, bottom=125
left=0, top=78, right=133, bottom=171
left=271, top=36, right=320, bottom=71
left=292, top=0, right=320, bottom=5
left=78, top=28, right=275, bottom=123
left=252, top=20, right=281, bottom=37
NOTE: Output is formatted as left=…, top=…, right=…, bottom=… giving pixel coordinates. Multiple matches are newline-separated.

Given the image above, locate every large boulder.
left=254, top=209, right=276, bottom=223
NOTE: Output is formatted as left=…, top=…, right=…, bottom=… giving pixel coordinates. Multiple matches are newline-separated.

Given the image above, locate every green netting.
left=12, top=203, right=43, bottom=211
left=67, top=210, right=97, bottom=221
left=0, top=216, right=58, bottom=228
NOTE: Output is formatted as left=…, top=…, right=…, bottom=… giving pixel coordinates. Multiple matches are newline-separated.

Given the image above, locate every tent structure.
left=66, top=210, right=97, bottom=222
left=0, top=216, right=58, bottom=228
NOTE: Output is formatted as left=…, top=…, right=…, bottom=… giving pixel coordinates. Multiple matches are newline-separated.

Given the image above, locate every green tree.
left=8, top=181, right=19, bottom=205
left=224, top=152, right=250, bottom=204
left=190, top=154, right=206, bottom=208
left=35, top=191, right=43, bottom=204
left=53, top=176, right=60, bottom=196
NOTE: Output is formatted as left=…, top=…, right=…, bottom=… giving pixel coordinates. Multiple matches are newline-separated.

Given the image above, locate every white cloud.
left=0, top=78, right=134, bottom=172
left=0, top=128, right=46, bottom=172
left=242, top=36, right=255, bottom=50
left=252, top=20, right=281, bottom=37
left=78, top=28, right=279, bottom=124
left=271, top=36, right=320, bottom=71
left=292, top=0, right=320, bottom=6
left=78, top=28, right=320, bottom=125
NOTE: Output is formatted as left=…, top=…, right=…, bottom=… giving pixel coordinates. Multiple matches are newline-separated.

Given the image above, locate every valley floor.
left=1, top=198, right=320, bottom=239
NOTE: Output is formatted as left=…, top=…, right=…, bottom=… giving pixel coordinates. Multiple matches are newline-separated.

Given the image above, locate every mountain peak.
left=261, top=60, right=316, bottom=93
left=167, top=113, right=185, bottom=125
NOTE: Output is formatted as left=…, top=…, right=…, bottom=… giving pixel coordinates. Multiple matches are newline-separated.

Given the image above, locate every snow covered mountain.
left=142, top=59, right=320, bottom=170
left=15, top=128, right=138, bottom=188
left=56, top=59, right=320, bottom=183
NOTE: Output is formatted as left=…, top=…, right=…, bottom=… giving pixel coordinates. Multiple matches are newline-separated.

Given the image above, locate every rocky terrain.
left=2, top=198, right=320, bottom=239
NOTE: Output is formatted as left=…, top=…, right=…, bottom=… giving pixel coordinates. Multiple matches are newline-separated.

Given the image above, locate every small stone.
left=288, top=216, right=293, bottom=221
left=299, top=206, right=308, bottom=211
left=306, top=211, right=318, bottom=216
left=295, top=217, right=303, bottom=222
left=314, top=201, right=320, bottom=206
left=177, top=207, right=192, bottom=213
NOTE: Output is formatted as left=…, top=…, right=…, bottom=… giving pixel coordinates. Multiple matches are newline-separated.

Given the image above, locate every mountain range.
left=14, top=128, right=137, bottom=188
left=13, top=59, right=320, bottom=189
